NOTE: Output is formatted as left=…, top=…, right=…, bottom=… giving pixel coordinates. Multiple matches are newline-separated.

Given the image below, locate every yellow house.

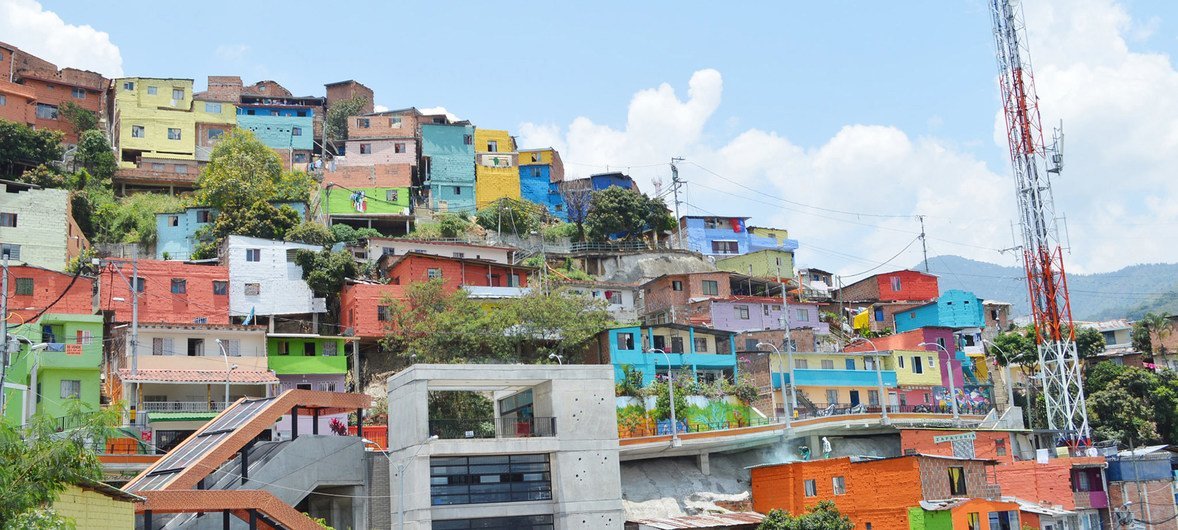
left=766, top=351, right=897, bottom=410
left=51, top=480, right=142, bottom=529
left=473, top=129, right=520, bottom=208
left=192, top=94, right=236, bottom=161
left=885, top=349, right=944, bottom=407
left=112, top=77, right=197, bottom=167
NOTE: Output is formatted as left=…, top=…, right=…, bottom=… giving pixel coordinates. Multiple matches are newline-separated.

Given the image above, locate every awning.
left=118, top=369, right=279, bottom=384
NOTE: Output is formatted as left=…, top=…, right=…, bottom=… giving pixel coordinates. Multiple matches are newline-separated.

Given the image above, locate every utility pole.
left=917, top=215, right=929, bottom=272
left=1, top=254, right=9, bottom=417
left=776, top=260, right=793, bottom=359
left=670, top=157, right=685, bottom=250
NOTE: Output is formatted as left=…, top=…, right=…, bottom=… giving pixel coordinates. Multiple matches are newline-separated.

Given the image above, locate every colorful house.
left=155, top=202, right=307, bottom=260
left=377, top=252, right=533, bottom=294
left=192, top=91, right=236, bottom=162
left=894, top=290, right=985, bottom=333
left=715, top=249, right=797, bottom=282
left=473, top=129, right=520, bottom=209
left=225, top=235, right=327, bottom=319
left=688, top=296, right=828, bottom=334
left=340, top=109, right=420, bottom=168
left=421, top=123, right=476, bottom=213
left=321, top=163, right=416, bottom=235
left=751, top=454, right=1022, bottom=530
left=845, top=328, right=991, bottom=413
left=0, top=181, right=90, bottom=271
left=338, top=280, right=406, bottom=340
left=762, top=351, right=897, bottom=411
left=50, top=480, right=143, bottom=530
left=837, top=269, right=940, bottom=303
left=99, top=260, right=231, bottom=325
left=673, top=216, right=799, bottom=257
left=112, top=77, right=197, bottom=166
left=266, top=333, right=353, bottom=437
left=0, top=42, right=109, bottom=143
left=235, top=94, right=321, bottom=167
left=4, top=313, right=104, bottom=426
left=586, top=324, right=738, bottom=385
left=518, top=147, right=567, bottom=219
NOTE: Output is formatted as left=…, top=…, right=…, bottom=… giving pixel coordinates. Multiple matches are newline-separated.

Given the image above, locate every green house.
left=266, top=334, right=350, bottom=387
left=3, top=313, right=104, bottom=425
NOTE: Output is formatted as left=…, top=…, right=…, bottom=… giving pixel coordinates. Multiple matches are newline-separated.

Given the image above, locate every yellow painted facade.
left=888, top=349, right=943, bottom=386
left=474, top=129, right=520, bottom=208
left=519, top=148, right=556, bottom=165
left=748, top=226, right=790, bottom=244
left=113, top=78, right=197, bottom=167
left=52, top=485, right=137, bottom=530
left=193, top=99, right=237, bottom=125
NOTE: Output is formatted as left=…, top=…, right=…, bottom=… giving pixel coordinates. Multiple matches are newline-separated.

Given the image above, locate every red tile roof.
left=117, top=369, right=279, bottom=384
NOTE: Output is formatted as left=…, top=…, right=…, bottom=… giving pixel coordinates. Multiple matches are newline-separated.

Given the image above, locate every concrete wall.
left=364, top=239, right=513, bottom=264
left=715, top=250, right=795, bottom=281
left=155, top=207, right=214, bottom=260
left=707, top=299, right=825, bottom=333
left=227, top=236, right=324, bottom=316
left=0, top=185, right=77, bottom=271
left=113, top=78, right=197, bottom=165
left=98, top=260, right=231, bottom=325
left=422, top=124, right=475, bottom=213
left=52, top=485, right=137, bottom=530
left=323, top=186, right=411, bottom=215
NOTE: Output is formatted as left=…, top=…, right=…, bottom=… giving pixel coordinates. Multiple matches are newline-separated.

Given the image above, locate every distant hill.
left=919, top=255, right=1178, bottom=320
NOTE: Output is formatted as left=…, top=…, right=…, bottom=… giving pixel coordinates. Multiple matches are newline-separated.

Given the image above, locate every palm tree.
left=1141, top=312, right=1174, bottom=354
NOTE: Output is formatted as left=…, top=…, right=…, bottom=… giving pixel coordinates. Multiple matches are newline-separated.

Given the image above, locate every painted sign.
left=65, top=344, right=82, bottom=355
left=933, top=432, right=977, bottom=443
left=479, top=154, right=514, bottom=168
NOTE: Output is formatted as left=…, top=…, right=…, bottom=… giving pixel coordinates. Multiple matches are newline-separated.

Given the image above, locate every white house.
left=356, top=237, right=515, bottom=265
left=560, top=281, right=640, bottom=324
left=226, top=235, right=327, bottom=318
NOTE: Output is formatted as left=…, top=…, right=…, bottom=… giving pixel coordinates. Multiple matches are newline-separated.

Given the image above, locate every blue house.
left=235, top=93, right=323, bottom=165
left=518, top=148, right=567, bottom=220
left=588, top=172, right=635, bottom=191
left=592, top=324, right=738, bottom=385
left=893, top=289, right=985, bottom=334
left=422, top=123, right=476, bottom=213
left=675, top=216, right=799, bottom=256
left=155, top=202, right=308, bottom=259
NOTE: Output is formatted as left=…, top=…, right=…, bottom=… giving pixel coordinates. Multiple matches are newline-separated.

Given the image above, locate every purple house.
left=690, top=296, right=828, bottom=334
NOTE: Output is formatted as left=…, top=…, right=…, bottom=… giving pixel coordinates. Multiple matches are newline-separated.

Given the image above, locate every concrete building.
left=154, top=202, right=306, bottom=260
left=673, top=216, right=798, bottom=257
left=4, top=313, right=103, bottom=426
left=99, top=259, right=231, bottom=325
left=982, top=300, right=1012, bottom=340
left=715, top=249, right=796, bottom=282
left=322, top=163, right=416, bottom=235
left=894, top=290, right=985, bottom=334
left=739, top=348, right=897, bottom=415
left=798, top=268, right=836, bottom=301
left=686, top=296, right=827, bottom=335
left=558, top=281, right=640, bottom=324
left=225, top=235, right=327, bottom=320
left=1106, top=446, right=1178, bottom=530
left=474, top=129, right=520, bottom=209
left=377, top=252, right=533, bottom=294
left=267, top=333, right=353, bottom=437
left=585, top=324, right=738, bottom=385
left=422, top=123, right=476, bottom=213
left=518, top=147, right=567, bottom=219
left=235, top=94, right=320, bottom=167
left=50, top=480, right=142, bottom=530
left=112, top=77, right=197, bottom=165
left=339, top=280, right=405, bottom=340
left=386, top=364, right=624, bottom=529
left=0, top=41, right=109, bottom=143
left=340, top=109, right=419, bottom=167
left=356, top=238, right=515, bottom=264
left=191, top=89, right=236, bottom=162
left=0, top=181, right=90, bottom=271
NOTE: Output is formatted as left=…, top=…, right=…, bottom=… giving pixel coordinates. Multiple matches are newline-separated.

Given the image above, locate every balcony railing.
left=789, top=402, right=991, bottom=420
left=141, top=401, right=228, bottom=413
left=618, top=417, right=773, bottom=439
left=428, top=417, right=557, bottom=439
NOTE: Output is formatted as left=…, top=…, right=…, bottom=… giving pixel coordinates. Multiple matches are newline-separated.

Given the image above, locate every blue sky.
left=8, top=0, right=1178, bottom=281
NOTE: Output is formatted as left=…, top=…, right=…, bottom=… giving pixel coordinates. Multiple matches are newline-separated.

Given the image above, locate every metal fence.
left=428, top=417, right=558, bottom=439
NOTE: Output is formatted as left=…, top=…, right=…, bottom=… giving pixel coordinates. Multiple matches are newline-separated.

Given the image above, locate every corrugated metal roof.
left=630, top=512, right=765, bottom=529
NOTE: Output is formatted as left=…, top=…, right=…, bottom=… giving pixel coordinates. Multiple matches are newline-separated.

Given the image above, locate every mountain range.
left=918, top=255, right=1178, bottom=321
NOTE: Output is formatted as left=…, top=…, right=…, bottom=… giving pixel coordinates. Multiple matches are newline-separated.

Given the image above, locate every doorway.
left=849, top=390, right=861, bottom=406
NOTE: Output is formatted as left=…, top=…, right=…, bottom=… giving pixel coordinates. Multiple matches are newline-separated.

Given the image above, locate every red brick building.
left=378, top=253, right=532, bottom=292
left=338, top=281, right=406, bottom=340
left=324, top=80, right=374, bottom=114
left=0, top=41, right=109, bottom=143
left=838, top=270, right=939, bottom=303
left=2, top=265, right=94, bottom=322
left=98, top=260, right=230, bottom=325
left=640, top=272, right=733, bottom=323
left=322, top=163, right=414, bottom=189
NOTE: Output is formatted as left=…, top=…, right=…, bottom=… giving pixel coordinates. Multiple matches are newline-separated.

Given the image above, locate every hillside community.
left=2, top=16, right=1178, bottom=530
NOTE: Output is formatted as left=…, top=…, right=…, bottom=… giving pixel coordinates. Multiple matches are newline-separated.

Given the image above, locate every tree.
left=1132, top=321, right=1153, bottom=354
left=436, top=214, right=471, bottom=239
left=329, top=224, right=382, bottom=245
left=501, top=290, right=612, bottom=360
left=87, top=190, right=187, bottom=245
left=474, top=198, right=542, bottom=236
left=561, top=186, right=592, bottom=242
left=0, top=119, right=63, bottom=176
left=324, top=95, right=369, bottom=156
left=16, top=164, right=64, bottom=188
left=1089, top=385, right=1159, bottom=444
left=58, top=101, right=98, bottom=137
left=191, top=201, right=301, bottom=259
left=293, top=249, right=358, bottom=301
left=758, top=501, right=854, bottom=530
left=1138, top=312, right=1174, bottom=355
left=285, top=222, right=335, bottom=247
left=196, top=129, right=285, bottom=212
left=71, top=130, right=117, bottom=182
left=1070, top=325, right=1106, bottom=360
left=585, top=186, right=648, bottom=241
left=0, top=403, right=121, bottom=526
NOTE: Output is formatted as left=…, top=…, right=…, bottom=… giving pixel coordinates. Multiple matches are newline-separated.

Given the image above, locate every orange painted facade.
left=338, top=282, right=406, bottom=339
left=3, top=265, right=94, bottom=323
left=994, top=457, right=1106, bottom=511
left=381, top=253, right=532, bottom=292
left=900, top=429, right=1016, bottom=465
left=98, top=260, right=230, bottom=325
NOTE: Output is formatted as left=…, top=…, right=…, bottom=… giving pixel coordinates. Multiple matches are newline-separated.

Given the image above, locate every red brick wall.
left=4, top=266, right=94, bottom=322
left=385, top=254, right=530, bottom=292
left=1108, top=479, right=1178, bottom=530
left=322, top=163, right=414, bottom=189
left=877, top=271, right=939, bottom=302
left=326, top=81, right=374, bottom=113
left=348, top=110, right=418, bottom=140
left=340, top=283, right=406, bottom=339
left=993, top=458, right=1105, bottom=510
left=751, top=457, right=922, bottom=530
left=98, top=260, right=230, bottom=325
left=642, top=272, right=732, bottom=319
left=900, top=429, right=1015, bottom=465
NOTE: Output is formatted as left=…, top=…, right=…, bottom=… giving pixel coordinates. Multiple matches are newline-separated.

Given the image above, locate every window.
left=1, top=243, right=20, bottom=260
left=803, top=479, right=817, bottom=497
left=890, top=276, right=902, bottom=291
left=35, top=103, right=58, bottom=120
left=278, top=341, right=289, bottom=355
left=244, top=283, right=261, bottom=295
left=196, top=210, right=213, bottom=223
left=1074, top=469, right=1092, bottom=491
left=377, top=305, right=392, bottom=321
left=463, top=134, right=473, bottom=145
left=317, top=381, right=338, bottom=392
left=433, top=515, right=555, bottom=530
left=15, top=278, right=33, bottom=296
left=286, top=249, right=299, bottom=263
left=123, top=81, right=135, bottom=91
left=0, top=95, right=5, bottom=105
left=913, top=356, right=924, bottom=374
left=671, top=280, right=683, bottom=291
left=134, top=277, right=146, bottom=292
left=701, top=280, right=719, bottom=295
left=294, top=153, right=307, bottom=163
left=167, top=128, right=181, bottom=140
left=152, top=163, right=166, bottom=171
left=222, top=339, right=241, bottom=357
left=246, top=248, right=261, bottom=262
left=60, top=380, right=81, bottom=399
left=967, top=513, right=981, bottom=530
left=821, top=359, right=835, bottom=369
left=795, top=359, right=808, bottom=369
left=204, top=102, right=222, bottom=113
left=427, top=268, right=442, bottom=279
left=898, top=356, right=905, bottom=368
left=175, top=164, right=188, bottom=174
left=296, top=383, right=312, bottom=390
left=947, top=466, right=967, bottom=495
left=386, top=189, right=399, bottom=202
left=390, top=117, right=402, bottom=127
left=292, top=126, right=302, bottom=136
left=172, top=88, right=184, bottom=100
left=152, top=337, right=174, bottom=356
left=694, top=338, right=709, bottom=352
left=164, top=215, right=179, bottom=227
left=832, top=476, right=846, bottom=495
left=0, top=212, right=15, bottom=229
left=71, top=87, right=85, bottom=99
left=987, top=512, right=1014, bottom=530
left=382, top=247, right=396, bottom=257
left=452, top=252, right=465, bottom=258
left=453, top=186, right=462, bottom=195
left=187, top=338, right=204, bottom=356
left=357, top=143, right=372, bottom=154
left=796, top=308, right=810, bottom=321
left=170, top=278, right=186, bottom=294
left=431, top=454, right=552, bottom=506
left=869, top=390, right=880, bottom=405
left=147, top=86, right=158, bottom=95
left=210, top=280, right=227, bottom=296
left=394, top=142, right=406, bottom=153
left=132, top=125, right=145, bottom=138
left=711, top=240, right=739, bottom=254
left=356, top=118, right=370, bottom=128
left=995, top=439, right=1007, bottom=457
left=487, top=140, right=498, bottom=152
left=826, top=389, right=838, bottom=404
left=616, top=332, right=635, bottom=350
left=736, top=305, right=750, bottom=320
left=323, top=341, right=338, bottom=356
left=78, top=330, right=93, bottom=345
left=763, top=305, right=770, bottom=316
left=297, top=110, right=307, bottom=117
left=303, top=342, right=315, bottom=356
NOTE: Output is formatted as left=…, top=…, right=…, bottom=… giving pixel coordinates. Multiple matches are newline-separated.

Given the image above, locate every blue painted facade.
left=236, top=106, right=315, bottom=151
left=772, top=369, right=898, bottom=389
left=519, top=165, right=567, bottom=220
left=678, top=216, right=800, bottom=256
left=604, top=325, right=738, bottom=385
left=1106, top=455, right=1173, bottom=482
left=155, top=202, right=308, bottom=260
left=894, top=289, right=985, bottom=333
left=422, top=124, right=476, bottom=213
left=589, top=172, right=635, bottom=191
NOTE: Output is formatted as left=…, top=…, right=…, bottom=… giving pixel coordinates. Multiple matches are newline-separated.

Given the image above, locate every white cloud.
left=373, top=104, right=390, bottom=113
left=419, top=106, right=461, bottom=122
left=214, top=44, right=249, bottom=61
left=519, top=0, right=1178, bottom=276
left=0, top=0, right=122, bottom=77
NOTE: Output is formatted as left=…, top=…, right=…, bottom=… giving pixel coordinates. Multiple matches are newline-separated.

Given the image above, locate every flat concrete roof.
left=387, top=363, right=615, bottom=392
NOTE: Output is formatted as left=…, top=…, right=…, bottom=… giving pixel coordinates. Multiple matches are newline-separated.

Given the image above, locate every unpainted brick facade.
left=641, top=272, right=734, bottom=322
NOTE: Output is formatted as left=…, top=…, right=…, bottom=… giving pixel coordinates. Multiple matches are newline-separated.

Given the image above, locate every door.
left=845, top=359, right=856, bottom=370
left=849, top=390, right=860, bottom=406
left=670, top=336, right=684, bottom=353
left=653, top=335, right=666, bottom=351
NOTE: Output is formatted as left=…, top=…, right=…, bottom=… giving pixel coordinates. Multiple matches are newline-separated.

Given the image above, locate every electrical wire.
left=839, top=236, right=922, bottom=278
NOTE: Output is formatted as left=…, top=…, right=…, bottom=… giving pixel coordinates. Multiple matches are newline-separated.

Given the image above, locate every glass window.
left=278, top=341, right=289, bottom=355
left=71, top=87, right=85, bottom=99
left=987, top=512, right=1014, bottom=530
left=196, top=210, right=213, bottom=223
left=15, top=277, right=33, bottom=295
left=463, top=134, right=473, bottom=145
left=292, top=126, right=302, bottom=136
left=427, top=268, right=442, bottom=279
left=797, top=308, right=810, bottom=321
left=795, top=359, right=808, bottom=369
left=430, top=454, right=552, bottom=506
left=246, top=248, right=261, bottom=262
left=386, top=189, right=399, bottom=202
left=487, top=140, right=498, bottom=152
left=868, top=390, right=880, bottom=405
left=152, top=337, right=174, bottom=356
left=147, top=86, right=157, bottom=95
left=821, top=359, right=834, bottom=369
left=736, top=305, right=750, bottom=319
left=213, top=281, right=228, bottom=295
left=913, top=356, right=924, bottom=374
left=671, top=280, right=683, bottom=291
left=222, top=339, right=241, bottom=357
left=616, top=332, right=634, bottom=350
left=359, top=143, right=372, bottom=154
left=390, top=117, right=402, bottom=127
left=123, top=81, right=135, bottom=91
left=710, top=240, right=739, bottom=254
left=60, top=380, right=81, bottom=399
left=832, top=476, right=846, bottom=495
left=0, top=94, right=6, bottom=105
left=204, top=102, right=222, bottom=113
left=948, top=466, right=967, bottom=495
left=803, top=479, right=817, bottom=497
left=132, top=125, right=145, bottom=138
left=826, top=389, right=838, bottom=404
left=167, top=128, right=181, bottom=140
left=891, top=276, right=902, bottom=291
left=701, top=280, right=719, bottom=295
left=170, top=278, right=186, bottom=294
left=1, top=243, right=20, bottom=260
left=206, top=128, right=224, bottom=142
left=694, top=338, right=709, bottom=352
left=395, top=142, right=406, bottom=153
left=244, top=283, right=261, bottom=296
left=377, top=305, right=392, bottom=321
left=966, top=513, right=981, bottom=530
left=35, top=103, right=58, bottom=120
left=356, top=118, right=370, bottom=128
left=432, top=514, right=554, bottom=530
left=172, top=88, right=184, bottom=100
left=995, top=439, right=1007, bottom=457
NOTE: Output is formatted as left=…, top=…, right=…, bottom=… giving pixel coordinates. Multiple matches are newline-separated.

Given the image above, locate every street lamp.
left=395, top=434, right=439, bottom=529
left=650, top=348, right=680, bottom=447
left=548, top=353, right=563, bottom=365
left=215, top=339, right=237, bottom=409
left=848, top=337, right=888, bottom=424
left=757, top=342, right=793, bottom=429
left=920, top=341, right=960, bottom=423
left=982, top=339, right=1017, bottom=408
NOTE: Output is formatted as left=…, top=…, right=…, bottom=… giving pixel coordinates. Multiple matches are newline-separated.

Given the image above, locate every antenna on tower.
left=671, top=157, right=686, bottom=249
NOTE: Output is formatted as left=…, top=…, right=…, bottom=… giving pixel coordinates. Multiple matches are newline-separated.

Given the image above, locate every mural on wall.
left=616, top=396, right=754, bottom=437
left=932, top=385, right=993, bottom=415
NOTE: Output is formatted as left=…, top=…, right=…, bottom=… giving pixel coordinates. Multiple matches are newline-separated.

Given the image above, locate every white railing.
left=142, top=401, right=228, bottom=413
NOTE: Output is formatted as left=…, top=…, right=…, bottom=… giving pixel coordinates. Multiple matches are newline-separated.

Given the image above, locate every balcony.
left=141, top=401, right=228, bottom=413
left=776, top=369, right=898, bottom=387
left=428, top=417, right=557, bottom=440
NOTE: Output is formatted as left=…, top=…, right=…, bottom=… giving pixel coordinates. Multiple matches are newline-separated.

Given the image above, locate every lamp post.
left=548, top=353, right=563, bottom=365
left=650, top=348, right=680, bottom=447
left=757, top=342, right=792, bottom=429
left=982, top=339, right=1017, bottom=409
left=848, top=337, right=888, bottom=424
left=920, top=341, right=960, bottom=423
left=215, top=339, right=237, bottom=409
left=22, top=341, right=50, bottom=426
left=396, top=434, right=439, bottom=529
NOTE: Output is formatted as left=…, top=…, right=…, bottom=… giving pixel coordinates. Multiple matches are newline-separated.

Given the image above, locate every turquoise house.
left=592, top=324, right=738, bottom=385
left=894, top=289, right=985, bottom=333
left=422, top=123, right=476, bottom=214
left=156, top=202, right=308, bottom=259
left=3, top=313, right=104, bottom=425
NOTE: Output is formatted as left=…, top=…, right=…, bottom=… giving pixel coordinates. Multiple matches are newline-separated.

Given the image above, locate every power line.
left=840, top=236, right=923, bottom=278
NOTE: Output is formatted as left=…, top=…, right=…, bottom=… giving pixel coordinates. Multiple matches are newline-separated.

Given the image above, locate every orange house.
left=98, top=260, right=230, bottom=325
left=750, top=454, right=1021, bottom=530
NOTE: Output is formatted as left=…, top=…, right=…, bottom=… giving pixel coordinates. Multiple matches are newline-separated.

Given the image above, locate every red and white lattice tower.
left=989, top=0, right=1089, bottom=445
